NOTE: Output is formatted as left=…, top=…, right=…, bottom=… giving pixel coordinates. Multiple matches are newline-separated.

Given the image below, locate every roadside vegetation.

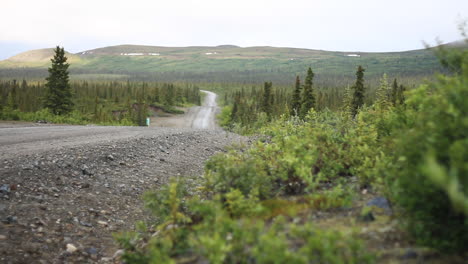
left=115, top=36, right=468, bottom=263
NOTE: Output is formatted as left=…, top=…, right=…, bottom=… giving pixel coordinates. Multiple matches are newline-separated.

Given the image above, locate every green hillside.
left=0, top=44, right=450, bottom=85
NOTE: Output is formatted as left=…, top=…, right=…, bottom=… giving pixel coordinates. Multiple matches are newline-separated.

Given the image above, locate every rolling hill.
left=0, top=44, right=457, bottom=85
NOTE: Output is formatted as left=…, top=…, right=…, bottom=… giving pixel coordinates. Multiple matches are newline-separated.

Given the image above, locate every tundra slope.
left=0, top=92, right=245, bottom=263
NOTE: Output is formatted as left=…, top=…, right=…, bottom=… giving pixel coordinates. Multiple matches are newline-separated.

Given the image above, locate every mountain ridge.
left=1, top=42, right=463, bottom=84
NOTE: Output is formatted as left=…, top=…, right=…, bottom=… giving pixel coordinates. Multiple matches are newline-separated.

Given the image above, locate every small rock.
left=113, top=249, right=124, bottom=259
left=81, top=165, right=93, bottom=175
left=106, top=154, right=115, bottom=161
left=378, top=225, right=394, bottom=233
left=97, top=220, right=108, bottom=226
left=0, top=234, right=7, bottom=240
left=2, top=215, right=17, bottom=224
left=400, top=249, right=418, bottom=259
left=79, top=220, right=93, bottom=227
left=85, top=247, right=98, bottom=255
left=367, top=196, right=392, bottom=215
left=0, top=184, right=11, bottom=194
left=159, top=158, right=165, bottom=162
left=66, top=243, right=78, bottom=253
left=80, top=183, right=91, bottom=189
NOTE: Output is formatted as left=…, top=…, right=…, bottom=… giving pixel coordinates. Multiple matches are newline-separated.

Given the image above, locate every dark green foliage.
left=431, top=38, right=468, bottom=74
left=389, top=60, right=468, bottom=253
left=390, top=78, right=406, bottom=106
left=7, top=80, right=18, bottom=109
left=397, top=84, right=406, bottom=105
left=261, top=81, right=273, bottom=116
left=135, top=90, right=148, bottom=126
left=291, top=75, right=301, bottom=116
left=300, top=67, right=315, bottom=118
left=391, top=78, right=398, bottom=106
left=351, top=65, right=365, bottom=117
left=44, top=46, right=74, bottom=115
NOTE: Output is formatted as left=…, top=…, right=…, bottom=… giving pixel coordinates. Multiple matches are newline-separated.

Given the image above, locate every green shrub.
left=217, top=105, right=232, bottom=128
left=389, top=61, right=468, bottom=252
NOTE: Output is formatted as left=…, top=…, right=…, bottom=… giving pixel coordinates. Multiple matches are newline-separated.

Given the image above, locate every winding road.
left=191, top=90, right=218, bottom=129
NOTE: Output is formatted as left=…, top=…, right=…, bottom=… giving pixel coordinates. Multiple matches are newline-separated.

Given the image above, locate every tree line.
left=0, top=47, right=201, bottom=126
left=223, top=65, right=408, bottom=132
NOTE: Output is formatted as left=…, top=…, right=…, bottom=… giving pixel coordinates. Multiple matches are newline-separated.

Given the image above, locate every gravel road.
left=0, top=92, right=246, bottom=263
left=149, top=90, right=219, bottom=129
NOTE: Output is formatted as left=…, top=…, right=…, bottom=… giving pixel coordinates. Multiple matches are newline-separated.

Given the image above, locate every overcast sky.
left=0, top=0, right=467, bottom=59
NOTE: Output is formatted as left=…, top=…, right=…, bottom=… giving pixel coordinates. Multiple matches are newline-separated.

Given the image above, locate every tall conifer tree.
left=291, top=76, right=302, bottom=116
left=261, top=81, right=272, bottom=116
left=300, top=67, right=315, bottom=118
left=44, top=46, right=73, bottom=115
left=391, top=78, right=398, bottom=106
left=397, top=84, right=406, bottom=105
left=376, top=73, right=391, bottom=109
left=351, top=65, right=365, bottom=117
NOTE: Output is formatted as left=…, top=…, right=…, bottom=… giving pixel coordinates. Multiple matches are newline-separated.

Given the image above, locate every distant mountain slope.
left=1, top=48, right=82, bottom=67
left=0, top=43, right=458, bottom=84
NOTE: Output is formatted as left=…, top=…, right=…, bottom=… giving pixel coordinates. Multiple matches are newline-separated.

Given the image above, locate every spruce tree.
left=342, top=85, right=353, bottom=113
left=300, top=67, right=315, bottom=118
left=230, top=91, right=241, bottom=122
left=376, top=73, right=391, bottom=109
left=261, top=81, right=272, bottom=116
left=291, top=76, right=301, bottom=116
left=44, top=46, right=73, bottom=115
left=391, top=78, right=398, bottom=106
left=397, top=84, right=406, bottom=105
left=136, top=90, right=148, bottom=126
left=351, top=65, right=365, bottom=117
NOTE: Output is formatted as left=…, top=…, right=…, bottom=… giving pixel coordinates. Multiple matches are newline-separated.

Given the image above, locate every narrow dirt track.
left=0, top=91, right=246, bottom=263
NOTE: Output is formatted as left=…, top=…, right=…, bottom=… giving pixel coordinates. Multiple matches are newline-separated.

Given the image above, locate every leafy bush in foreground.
left=388, top=64, right=468, bottom=253
left=116, top=181, right=374, bottom=264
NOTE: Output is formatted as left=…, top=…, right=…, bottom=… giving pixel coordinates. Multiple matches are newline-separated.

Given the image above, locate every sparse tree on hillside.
left=351, top=65, right=365, bottom=117
left=397, top=84, right=406, bottom=105
left=391, top=78, right=398, bottom=106
left=7, top=81, right=18, bottom=110
left=291, top=76, right=302, bottom=116
left=342, top=85, right=353, bottom=113
left=261, top=81, right=273, bottom=116
left=136, top=90, right=148, bottom=126
left=300, top=67, right=316, bottom=118
left=376, top=73, right=391, bottom=109
left=44, top=46, right=73, bottom=115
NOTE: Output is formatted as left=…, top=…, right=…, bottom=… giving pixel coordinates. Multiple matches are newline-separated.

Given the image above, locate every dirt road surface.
left=149, top=90, right=219, bottom=129
left=0, top=92, right=245, bottom=263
